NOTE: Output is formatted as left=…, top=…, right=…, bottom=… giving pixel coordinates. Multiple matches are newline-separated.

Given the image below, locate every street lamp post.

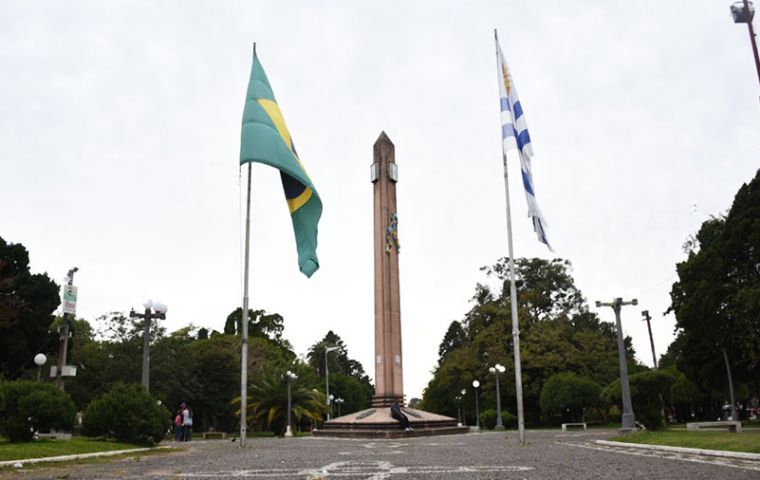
left=489, top=364, right=507, bottom=429
left=56, top=267, right=78, bottom=391
left=455, top=395, right=462, bottom=426
left=472, top=380, right=481, bottom=429
left=596, top=297, right=637, bottom=432
left=334, top=397, right=344, bottom=417
left=34, top=354, right=47, bottom=382
left=284, top=370, right=298, bottom=437
left=731, top=0, right=760, bottom=92
left=460, top=388, right=467, bottom=426
left=129, top=300, right=167, bottom=393
left=324, top=346, right=339, bottom=420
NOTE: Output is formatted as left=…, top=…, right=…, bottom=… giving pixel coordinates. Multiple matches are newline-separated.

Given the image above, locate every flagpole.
left=495, top=29, right=526, bottom=446
left=239, top=43, right=256, bottom=448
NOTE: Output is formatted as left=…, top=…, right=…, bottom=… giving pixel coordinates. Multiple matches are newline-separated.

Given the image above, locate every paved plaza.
left=6, top=429, right=760, bottom=479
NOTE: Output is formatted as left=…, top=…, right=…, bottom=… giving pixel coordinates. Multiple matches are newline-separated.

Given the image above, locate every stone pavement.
left=5, top=429, right=760, bottom=479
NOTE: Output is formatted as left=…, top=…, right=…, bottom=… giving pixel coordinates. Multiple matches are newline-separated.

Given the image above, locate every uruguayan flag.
left=496, top=35, right=552, bottom=251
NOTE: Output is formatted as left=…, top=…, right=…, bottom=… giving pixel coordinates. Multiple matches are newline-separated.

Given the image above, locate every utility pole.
left=56, top=267, right=78, bottom=391
left=641, top=310, right=658, bottom=368
left=596, top=297, right=638, bottom=432
left=129, top=301, right=167, bottom=393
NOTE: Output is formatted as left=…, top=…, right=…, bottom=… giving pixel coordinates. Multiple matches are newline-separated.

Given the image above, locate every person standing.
left=174, top=409, right=183, bottom=442
left=182, top=403, right=193, bottom=441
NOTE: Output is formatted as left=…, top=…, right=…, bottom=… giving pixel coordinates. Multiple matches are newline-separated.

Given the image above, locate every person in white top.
left=181, top=403, right=193, bottom=441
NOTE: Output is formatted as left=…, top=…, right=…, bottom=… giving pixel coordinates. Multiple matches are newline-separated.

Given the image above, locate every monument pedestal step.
left=312, top=406, right=468, bottom=439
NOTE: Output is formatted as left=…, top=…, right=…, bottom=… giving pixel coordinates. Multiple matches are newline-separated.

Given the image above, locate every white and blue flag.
left=496, top=34, right=552, bottom=251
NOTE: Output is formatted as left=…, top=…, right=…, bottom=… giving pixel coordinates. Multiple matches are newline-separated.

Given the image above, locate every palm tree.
left=234, top=371, right=325, bottom=435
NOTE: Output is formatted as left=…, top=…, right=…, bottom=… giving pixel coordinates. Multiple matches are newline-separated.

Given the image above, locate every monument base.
left=312, top=406, right=469, bottom=439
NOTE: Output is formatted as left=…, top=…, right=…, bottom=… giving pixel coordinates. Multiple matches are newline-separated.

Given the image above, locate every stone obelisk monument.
left=371, top=131, right=404, bottom=407
left=313, top=132, right=466, bottom=438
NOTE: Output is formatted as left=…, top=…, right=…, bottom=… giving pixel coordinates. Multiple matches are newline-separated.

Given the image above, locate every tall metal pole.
left=501, top=150, right=526, bottom=444
left=722, top=347, right=739, bottom=421
left=743, top=0, right=760, bottom=88
left=325, top=349, right=330, bottom=420
left=495, top=30, right=527, bottom=444
left=495, top=372, right=503, bottom=429
left=641, top=310, right=658, bottom=368
left=597, top=298, right=637, bottom=431
left=141, top=310, right=151, bottom=392
left=287, top=376, right=292, bottom=435
left=474, top=384, right=480, bottom=429
left=56, top=269, right=76, bottom=391
left=240, top=155, right=253, bottom=447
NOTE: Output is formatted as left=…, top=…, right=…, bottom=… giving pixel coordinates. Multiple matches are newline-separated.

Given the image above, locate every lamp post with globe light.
left=460, top=388, right=467, bottom=425
left=324, top=346, right=339, bottom=419
left=489, top=363, right=507, bottom=429
left=284, top=370, right=298, bottom=437
left=334, top=397, right=344, bottom=417
left=130, top=300, right=167, bottom=393
left=34, top=354, right=47, bottom=382
left=472, top=380, right=481, bottom=429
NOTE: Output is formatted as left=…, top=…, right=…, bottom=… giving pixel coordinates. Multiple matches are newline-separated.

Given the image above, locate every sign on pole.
left=62, top=285, right=77, bottom=315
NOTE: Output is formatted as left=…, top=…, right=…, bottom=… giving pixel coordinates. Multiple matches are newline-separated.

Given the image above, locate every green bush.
left=540, top=372, right=601, bottom=424
left=0, top=380, right=76, bottom=442
left=82, top=383, right=171, bottom=444
left=478, top=409, right=518, bottom=429
left=601, top=370, right=672, bottom=430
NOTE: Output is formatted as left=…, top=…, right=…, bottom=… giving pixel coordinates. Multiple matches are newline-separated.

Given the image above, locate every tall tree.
left=421, top=257, right=640, bottom=425
left=0, top=237, right=60, bottom=378
left=668, top=169, right=760, bottom=410
left=224, top=308, right=290, bottom=349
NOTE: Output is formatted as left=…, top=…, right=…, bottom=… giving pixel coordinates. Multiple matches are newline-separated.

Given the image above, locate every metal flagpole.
left=495, top=29, right=526, bottom=446
left=502, top=153, right=526, bottom=445
left=239, top=42, right=256, bottom=448
left=240, top=160, right=252, bottom=447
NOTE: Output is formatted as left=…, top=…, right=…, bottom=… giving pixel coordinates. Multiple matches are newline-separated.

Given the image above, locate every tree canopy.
left=0, top=237, right=60, bottom=379
left=668, top=169, right=760, bottom=412
left=421, top=257, right=642, bottom=426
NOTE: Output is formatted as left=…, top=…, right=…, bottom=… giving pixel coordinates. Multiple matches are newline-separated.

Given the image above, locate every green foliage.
left=540, top=372, right=601, bottom=423
left=307, top=331, right=373, bottom=411
left=236, top=369, right=325, bottom=435
left=82, top=383, right=171, bottom=444
left=601, top=370, right=672, bottom=430
left=0, top=237, right=60, bottom=378
left=478, top=409, right=517, bottom=429
left=0, top=381, right=75, bottom=442
left=223, top=308, right=290, bottom=349
left=438, top=321, right=466, bottom=361
left=668, top=169, right=760, bottom=413
left=421, top=257, right=640, bottom=426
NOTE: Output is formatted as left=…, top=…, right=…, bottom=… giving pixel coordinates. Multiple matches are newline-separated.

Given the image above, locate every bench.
left=561, top=423, right=587, bottom=431
left=686, top=421, right=741, bottom=433
left=201, top=431, right=228, bottom=440
left=36, top=432, right=72, bottom=440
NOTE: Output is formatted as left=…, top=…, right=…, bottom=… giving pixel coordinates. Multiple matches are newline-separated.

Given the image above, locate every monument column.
left=371, top=132, right=404, bottom=407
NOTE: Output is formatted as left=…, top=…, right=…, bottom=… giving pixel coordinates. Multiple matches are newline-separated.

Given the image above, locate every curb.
left=0, top=445, right=170, bottom=468
left=595, top=440, right=760, bottom=461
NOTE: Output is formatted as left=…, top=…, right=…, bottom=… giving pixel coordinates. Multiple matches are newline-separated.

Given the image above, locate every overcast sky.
left=2, top=1, right=759, bottom=401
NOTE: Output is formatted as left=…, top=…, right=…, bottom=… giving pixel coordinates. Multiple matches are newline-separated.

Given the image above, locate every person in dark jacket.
left=390, top=401, right=412, bottom=431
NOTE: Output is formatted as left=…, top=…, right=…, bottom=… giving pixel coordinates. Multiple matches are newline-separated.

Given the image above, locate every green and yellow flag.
left=240, top=51, right=322, bottom=277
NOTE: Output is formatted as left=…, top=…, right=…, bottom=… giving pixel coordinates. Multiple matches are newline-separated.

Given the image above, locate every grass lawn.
left=610, top=429, right=760, bottom=454
left=0, top=437, right=150, bottom=462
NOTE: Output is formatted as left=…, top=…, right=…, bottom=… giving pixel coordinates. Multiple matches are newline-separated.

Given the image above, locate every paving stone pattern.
left=6, top=429, right=760, bottom=479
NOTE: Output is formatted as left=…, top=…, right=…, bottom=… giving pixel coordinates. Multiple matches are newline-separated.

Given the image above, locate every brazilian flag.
left=240, top=51, right=322, bottom=277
